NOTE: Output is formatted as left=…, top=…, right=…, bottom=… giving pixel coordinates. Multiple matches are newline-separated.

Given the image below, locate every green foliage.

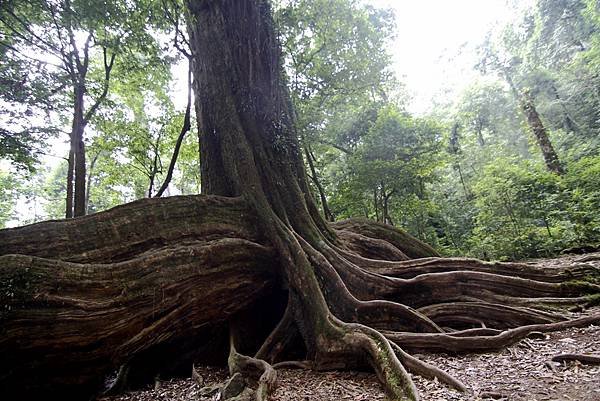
left=328, top=105, right=443, bottom=239
left=0, top=0, right=170, bottom=169
left=0, top=168, right=20, bottom=227
left=408, top=0, right=600, bottom=260
left=1, top=0, right=188, bottom=218
left=276, top=0, right=397, bottom=144
left=460, top=155, right=600, bottom=260
left=40, top=161, right=69, bottom=219
left=469, top=159, right=563, bottom=259
left=563, top=155, right=600, bottom=244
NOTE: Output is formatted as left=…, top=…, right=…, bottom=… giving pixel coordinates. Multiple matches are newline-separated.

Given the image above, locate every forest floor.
left=101, top=253, right=600, bottom=401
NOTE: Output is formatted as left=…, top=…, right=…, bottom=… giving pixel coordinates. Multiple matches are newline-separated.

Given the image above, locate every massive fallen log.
left=0, top=196, right=277, bottom=398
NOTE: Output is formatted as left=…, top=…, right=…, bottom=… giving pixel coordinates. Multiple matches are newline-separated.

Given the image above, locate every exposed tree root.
left=297, top=235, right=443, bottom=333
left=312, top=318, right=420, bottom=401
left=333, top=218, right=440, bottom=259
left=254, top=297, right=300, bottom=364
left=102, top=364, right=131, bottom=396
left=272, top=360, right=312, bottom=370
left=227, top=341, right=277, bottom=401
left=551, top=353, right=600, bottom=365
left=336, top=230, right=409, bottom=261
left=329, top=256, right=599, bottom=309
left=383, top=314, right=600, bottom=352
left=0, top=198, right=276, bottom=398
left=1, top=197, right=598, bottom=400
left=0, top=195, right=257, bottom=263
left=358, top=256, right=600, bottom=283
left=576, top=254, right=600, bottom=263
left=389, top=342, right=467, bottom=392
left=416, top=301, right=563, bottom=329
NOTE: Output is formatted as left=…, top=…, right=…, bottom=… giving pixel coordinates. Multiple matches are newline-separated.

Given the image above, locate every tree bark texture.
left=1, top=195, right=598, bottom=400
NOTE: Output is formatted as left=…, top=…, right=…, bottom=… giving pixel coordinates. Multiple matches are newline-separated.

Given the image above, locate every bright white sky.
left=369, top=0, right=531, bottom=114
left=170, top=0, right=533, bottom=114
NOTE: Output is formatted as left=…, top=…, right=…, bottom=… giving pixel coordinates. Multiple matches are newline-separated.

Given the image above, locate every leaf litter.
left=101, top=320, right=599, bottom=401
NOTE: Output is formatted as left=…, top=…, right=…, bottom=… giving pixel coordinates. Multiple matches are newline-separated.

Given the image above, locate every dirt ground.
left=100, top=322, right=599, bottom=401
left=101, top=253, right=600, bottom=401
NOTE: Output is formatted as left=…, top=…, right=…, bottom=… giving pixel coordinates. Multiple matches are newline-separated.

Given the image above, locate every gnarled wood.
left=0, top=196, right=276, bottom=399
left=333, top=218, right=439, bottom=259
left=0, top=195, right=257, bottom=263
left=1, top=1, right=599, bottom=401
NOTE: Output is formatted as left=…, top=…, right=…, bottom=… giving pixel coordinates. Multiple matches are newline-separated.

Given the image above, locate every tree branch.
left=317, top=139, right=353, bottom=155
left=83, top=47, right=116, bottom=124
left=154, top=58, right=193, bottom=197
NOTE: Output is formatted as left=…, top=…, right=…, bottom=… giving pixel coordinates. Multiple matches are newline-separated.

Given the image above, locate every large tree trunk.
left=1, top=1, right=599, bottom=401
left=0, top=196, right=276, bottom=399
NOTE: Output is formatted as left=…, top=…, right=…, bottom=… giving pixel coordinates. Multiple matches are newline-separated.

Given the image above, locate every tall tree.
left=0, top=0, right=162, bottom=217
left=0, top=2, right=599, bottom=401
left=519, top=89, right=564, bottom=174
left=477, top=31, right=565, bottom=174
left=0, top=2, right=67, bottom=172
left=153, top=0, right=194, bottom=197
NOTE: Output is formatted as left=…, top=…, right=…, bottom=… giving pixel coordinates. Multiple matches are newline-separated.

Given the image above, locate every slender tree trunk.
left=65, top=147, right=74, bottom=219
left=304, top=145, right=333, bottom=221
left=448, top=123, right=471, bottom=199
left=66, top=84, right=86, bottom=218
left=155, top=57, right=193, bottom=198
left=476, top=117, right=485, bottom=146
left=73, top=127, right=86, bottom=216
left=373, top=188, right=381, bottom=222
left=72, top=84, right=87, bottom=217
left=520, top=91, right=564, bottom=175
left=85, top=151, right=101, bottom=214
left=456, top=162, right=470, bottom=199
left=382, top=183, right=394, bottom=226
left=147, top=134, right=163, bottom=198
left=70, top=45, right=114, bottom=217
left=383, top=195, right=394, bottom=226
left=503, top=73, right=564, bottom=175
left=383, top=197, right=392, bottom=225
left=550, top=84, right=577, bottom=133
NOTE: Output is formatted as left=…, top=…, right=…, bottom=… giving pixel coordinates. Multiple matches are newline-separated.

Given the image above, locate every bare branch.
left=154, top=58, right=193, bottom=197
left=83, top=47, right=116, bottom=123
